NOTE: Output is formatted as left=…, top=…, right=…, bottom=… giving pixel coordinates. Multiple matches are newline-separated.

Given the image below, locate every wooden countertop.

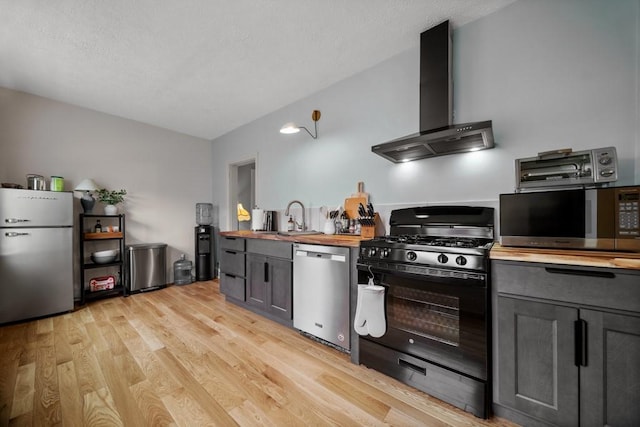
left=219, top=230, right=370, bottom=248
left=490, top=243, right=640, bottom=271
left=220, top=232, right=640, bottom=268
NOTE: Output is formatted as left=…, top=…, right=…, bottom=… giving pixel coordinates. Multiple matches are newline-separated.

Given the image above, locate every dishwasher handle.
left=295, top=250, right=346, bottom=263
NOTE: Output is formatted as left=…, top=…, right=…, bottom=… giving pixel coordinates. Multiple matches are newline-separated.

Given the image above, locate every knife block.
left=360, top=213, right=381, bottom=239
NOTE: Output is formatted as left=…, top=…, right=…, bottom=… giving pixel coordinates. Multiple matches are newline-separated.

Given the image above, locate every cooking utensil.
left=358, top=203, right=367, bottom=217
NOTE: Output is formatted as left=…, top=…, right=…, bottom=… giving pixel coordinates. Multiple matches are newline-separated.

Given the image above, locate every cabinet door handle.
left=574, top=319, right=588, bottom=367
left=264, top=262, right=269, bottom=282
left=225, top=250, right=236, bottom=255
left=545, top=267, right=615, bottom=279
left=224, top=273, right=236, bottom=279
left=398, top=358, right=426, bottom=376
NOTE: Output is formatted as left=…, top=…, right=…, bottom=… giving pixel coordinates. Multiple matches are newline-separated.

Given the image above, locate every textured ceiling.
left=0, top=0, right=516, bottom=140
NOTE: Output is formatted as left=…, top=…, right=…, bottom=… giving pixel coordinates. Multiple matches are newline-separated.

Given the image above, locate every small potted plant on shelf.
left=96, top=188, right=127, bottom=215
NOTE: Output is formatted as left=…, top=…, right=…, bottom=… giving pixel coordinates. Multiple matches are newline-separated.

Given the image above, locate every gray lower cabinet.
left=492, top=260, right=640, bottom=427
left=579, top=309, right=640, bottom=427
left=219, top=237, right=246, bottom=301
left=246, top=253, right=292, bottom=321
left=219, top=236, right=293, bottom=327
left=496, top=296, right=579, bottom=426
left=245, top=239, right=293, bottom=323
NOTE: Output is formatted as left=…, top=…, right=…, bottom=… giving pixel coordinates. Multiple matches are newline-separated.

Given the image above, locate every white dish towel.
left=354, top=279, right=386, bottom=338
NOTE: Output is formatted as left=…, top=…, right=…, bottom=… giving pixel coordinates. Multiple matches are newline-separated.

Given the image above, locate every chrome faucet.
left=285, top=200, right=306, bottom=231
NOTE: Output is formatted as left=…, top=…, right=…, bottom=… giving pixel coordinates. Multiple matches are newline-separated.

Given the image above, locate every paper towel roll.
left=251, top=208, right=264, bottom=230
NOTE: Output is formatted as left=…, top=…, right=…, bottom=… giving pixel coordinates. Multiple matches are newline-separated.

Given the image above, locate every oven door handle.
left=398, top=358, right=427, bottom=376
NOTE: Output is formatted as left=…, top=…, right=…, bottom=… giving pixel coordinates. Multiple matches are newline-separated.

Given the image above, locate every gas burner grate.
left=421, top=237, right=486, bottom=248
left=379, top=235, right=488, bottom=249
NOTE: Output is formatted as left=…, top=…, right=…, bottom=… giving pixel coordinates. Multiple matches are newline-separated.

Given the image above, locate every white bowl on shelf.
left=91, top=249, right=118, bottom=264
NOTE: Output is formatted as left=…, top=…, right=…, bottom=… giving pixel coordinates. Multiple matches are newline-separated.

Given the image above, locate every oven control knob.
left=368, top=247, right=378, bottom=257
left=456, top=256, right=467, bottom=266
left=437, top=253, right=448, bottom=264
left=407, top=251, right=417, bottom=261
left=599, top=155, right=612, bottom=165
left=381, top=248, right=390, bottom=258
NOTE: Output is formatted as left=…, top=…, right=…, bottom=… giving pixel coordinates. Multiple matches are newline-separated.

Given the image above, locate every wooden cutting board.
left=344, top=196, right=368, bottom=220
left=344, top=182, right=369, bottom=219
left=351, top=181, right=369, bottom=200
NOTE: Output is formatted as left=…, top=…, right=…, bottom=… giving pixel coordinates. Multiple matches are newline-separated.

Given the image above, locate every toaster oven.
left=515, top=147, right=618, bottom=190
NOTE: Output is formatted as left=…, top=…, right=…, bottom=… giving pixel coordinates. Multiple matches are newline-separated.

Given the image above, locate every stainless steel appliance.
left=357, top=206, right=495, bottom=418
left=127, top=243, right=167, bottom=293
left=195, top=203, right=217, bottom=281
left=293, top=243, right=351, bottom=351
left=0, top=188, right=73, bottom=324
left=372, top=21, right=494, bottom=163
left=515, top=147, right=618, bottom=190
left=500, top=185, right=640, bottom=252
left=195, top=225, right=215, bottom=280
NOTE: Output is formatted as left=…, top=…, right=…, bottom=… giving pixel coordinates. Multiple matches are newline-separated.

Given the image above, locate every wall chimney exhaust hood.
left=372, top=21, right=494, bottom=163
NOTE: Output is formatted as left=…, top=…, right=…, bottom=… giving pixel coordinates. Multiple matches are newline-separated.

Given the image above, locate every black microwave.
left=499, top=186, right=640, bottom=252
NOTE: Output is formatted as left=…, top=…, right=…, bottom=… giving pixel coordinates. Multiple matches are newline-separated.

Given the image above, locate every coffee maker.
left=195, top=203, right=216, bottom=281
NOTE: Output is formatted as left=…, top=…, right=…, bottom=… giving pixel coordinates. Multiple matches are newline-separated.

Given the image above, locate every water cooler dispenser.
left=195, top=203, right=216, bottom=281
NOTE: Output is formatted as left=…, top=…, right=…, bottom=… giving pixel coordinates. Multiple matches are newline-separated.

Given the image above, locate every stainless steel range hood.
left=372, top=21, right=494, bottom=163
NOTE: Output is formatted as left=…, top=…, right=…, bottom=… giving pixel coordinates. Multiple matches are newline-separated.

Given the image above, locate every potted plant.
left=96, top=188, right=127, bottom=215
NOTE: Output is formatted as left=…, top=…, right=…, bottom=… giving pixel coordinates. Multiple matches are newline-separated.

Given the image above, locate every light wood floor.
left=0, top=280, right=518, bottom=426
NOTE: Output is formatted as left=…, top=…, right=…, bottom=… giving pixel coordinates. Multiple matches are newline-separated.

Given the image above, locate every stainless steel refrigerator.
left=0, top=188, right=74, bottom=324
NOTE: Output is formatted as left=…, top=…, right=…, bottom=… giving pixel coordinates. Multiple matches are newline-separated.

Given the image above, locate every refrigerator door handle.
left=5, top=218, right=30, bottom=224
left=5, top=231, right=30, bottom=237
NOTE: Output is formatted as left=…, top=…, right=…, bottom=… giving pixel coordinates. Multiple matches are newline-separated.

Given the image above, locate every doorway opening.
left=228, top=158, right=256, bottom=230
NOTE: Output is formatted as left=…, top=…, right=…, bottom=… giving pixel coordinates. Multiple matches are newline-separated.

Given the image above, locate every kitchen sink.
left=277, top=231, right=324, bottom=236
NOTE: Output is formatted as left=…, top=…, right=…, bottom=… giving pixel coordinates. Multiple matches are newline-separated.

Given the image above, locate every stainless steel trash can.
left=127, top=243, right=167, bottom=293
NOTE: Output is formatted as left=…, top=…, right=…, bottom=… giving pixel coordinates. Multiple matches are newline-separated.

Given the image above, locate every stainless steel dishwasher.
left=293, top=243, right=350, bottom=351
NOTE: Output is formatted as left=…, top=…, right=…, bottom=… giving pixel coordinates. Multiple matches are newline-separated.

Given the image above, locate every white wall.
left=455, top=0, right=640, bottom=185
left=0, top=87, right=212, bottom=295
left=1, top=0, right=637, bottom=290
left=211, top=0, right=639, bottom=231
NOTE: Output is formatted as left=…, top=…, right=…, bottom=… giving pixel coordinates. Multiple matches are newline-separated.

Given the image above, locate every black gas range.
left=360, top=234, right=493, bottom=273
left=356, top=205, right=495, bottom=419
